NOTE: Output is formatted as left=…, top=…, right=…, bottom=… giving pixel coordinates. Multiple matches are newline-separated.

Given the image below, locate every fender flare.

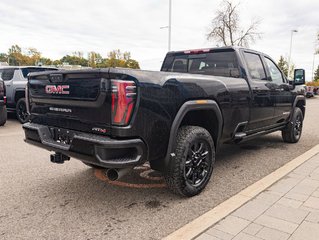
left=290, top=95, right=306, bottom=121
left=164, top=99, right=223, bottom=169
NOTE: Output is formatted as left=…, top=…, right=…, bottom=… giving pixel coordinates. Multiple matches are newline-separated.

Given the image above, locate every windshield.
left=0, top=68, right=15, bottom=81
left=21, top=68, right=57, bottom=78
left=161, top=50, right=240, bottom=78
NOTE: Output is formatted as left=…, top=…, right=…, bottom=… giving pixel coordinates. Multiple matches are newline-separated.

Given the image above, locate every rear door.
left=242, top=51, right=276, bottom=131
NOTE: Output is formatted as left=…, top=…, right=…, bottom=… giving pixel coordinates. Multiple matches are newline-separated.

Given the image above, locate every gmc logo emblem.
left=45, top=85, right=70, bottom=95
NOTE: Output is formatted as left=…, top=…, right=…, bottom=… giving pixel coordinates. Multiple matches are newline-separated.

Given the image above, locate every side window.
left=264, top=57, right=284, bottom=84
left=0, top=69, right=15, bottom=81
left=243, top=52, right=267, bottom=80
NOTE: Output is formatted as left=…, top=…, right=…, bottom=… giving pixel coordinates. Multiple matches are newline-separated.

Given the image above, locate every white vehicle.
left=0, top=66, right=57, bottom=123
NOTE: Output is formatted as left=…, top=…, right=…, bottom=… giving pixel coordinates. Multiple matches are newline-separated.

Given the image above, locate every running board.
left=233, top=126, right=285, bottom=143
left=234, top=132, right=247, bottom=140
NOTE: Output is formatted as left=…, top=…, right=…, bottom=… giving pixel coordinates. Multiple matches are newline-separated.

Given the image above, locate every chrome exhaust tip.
left=106, top=168, right=130, bottom=181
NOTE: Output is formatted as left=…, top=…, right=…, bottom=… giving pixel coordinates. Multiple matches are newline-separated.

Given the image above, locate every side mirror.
left=293, top=69, right=305, bottom=85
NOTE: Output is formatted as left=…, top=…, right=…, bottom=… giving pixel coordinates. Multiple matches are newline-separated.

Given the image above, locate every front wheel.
left=282, top=107, right=303, bottom=143
left=16, top=98, right=30, bottom=124
left=164, top=126, right=215, bottom=197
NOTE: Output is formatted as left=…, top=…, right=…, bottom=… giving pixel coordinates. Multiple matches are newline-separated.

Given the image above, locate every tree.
left=314, top=65, right=319, bottom=82
left=125, top=59, right=140, bottom=69
left=8, top=45, right=24, bottom=65
left=88, top=52, right=103, bottom=68
left=6, top=45, right=46, bottom=66
left=38, top=57, right=53, bottom=66
left=207, top=0, right=261, bottom=47
left=26, top=48, right=41, bottom=65
left=2, top=44, right=140, bottom=69
left=60, top=55, right=88, bottom=66
left=277, top=55, right=295, bottom=78
left=277, top=56, right=288, bottom=76
left=0, top=53, right=8, bottom=63
left=106, top=49, right=140, bottom=69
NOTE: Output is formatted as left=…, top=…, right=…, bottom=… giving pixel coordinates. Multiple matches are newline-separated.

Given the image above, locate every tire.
left=82, top=162, right=105, bottom=169
left=282, top=107, right=303, bottom=143
left=16, top=98, right=30, bottom=124
left=164, top=126, right=215, bottom=197
left=0, top=106, right=7, bottom=126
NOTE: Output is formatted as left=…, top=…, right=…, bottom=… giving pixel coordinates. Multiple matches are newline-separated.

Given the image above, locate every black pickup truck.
left=23, top=47, right=306, bottom=196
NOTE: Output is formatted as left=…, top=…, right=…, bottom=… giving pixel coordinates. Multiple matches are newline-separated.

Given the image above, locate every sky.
left=0, top=0, right=318, bottom=80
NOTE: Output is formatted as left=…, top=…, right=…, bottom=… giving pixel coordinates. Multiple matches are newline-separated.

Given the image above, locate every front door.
left=263, top=57, right=294, bottom=123
left=242, top=51, right=276, bottom=131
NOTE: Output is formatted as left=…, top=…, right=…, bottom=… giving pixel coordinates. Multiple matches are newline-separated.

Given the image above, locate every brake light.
left=111, top=80, right=136, bottom=126
left=184, top=49, right=210, bottom=54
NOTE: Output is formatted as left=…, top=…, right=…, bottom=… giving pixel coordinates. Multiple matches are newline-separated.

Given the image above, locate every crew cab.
left=23, top=47, right=306, bottom=196
left=0, top=66, right=57, bottom=123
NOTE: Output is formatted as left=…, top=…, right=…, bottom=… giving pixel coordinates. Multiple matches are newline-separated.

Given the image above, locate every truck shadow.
left=216, top=133, right=286, bottom=162
left=40, top=133, right=286, bottom=204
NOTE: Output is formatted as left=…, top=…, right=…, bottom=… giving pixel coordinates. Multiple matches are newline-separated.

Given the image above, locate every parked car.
left=0, top=79, right=7, bottom=126
left=305, top=86, right=315, bottom=98
left=23, top=47, right=306, bottom=197
left=0, top=66, right=57, bottom=123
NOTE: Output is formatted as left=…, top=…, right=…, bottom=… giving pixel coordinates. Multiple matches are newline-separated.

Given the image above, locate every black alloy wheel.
left=16, top=98, right=30, bottom=124
left=282, top=107, right=303, bottom=143
left=164, top=126, right=215, bottom=197
left=185, top=141, right=210, bottom=187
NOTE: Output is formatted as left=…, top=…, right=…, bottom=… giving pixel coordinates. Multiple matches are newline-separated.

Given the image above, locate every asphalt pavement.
left=0, top=97, right=318, bottom=240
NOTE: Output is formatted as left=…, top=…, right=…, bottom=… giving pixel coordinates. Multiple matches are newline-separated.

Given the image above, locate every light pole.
left=168, top=0, right=172, bottom=51
left=288, top=29, right=298, bottom=78
left=160, top=0, right=172, bottom=52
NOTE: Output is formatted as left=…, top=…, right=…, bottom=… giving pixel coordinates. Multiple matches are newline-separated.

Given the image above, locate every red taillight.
left=3, top=96, right=6, bottom=104
left=111, top=80, right=136, bottom=126
left=184, top=49, right=210, bottom=54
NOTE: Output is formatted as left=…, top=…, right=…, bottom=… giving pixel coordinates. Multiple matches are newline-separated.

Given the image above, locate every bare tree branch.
left=207, top=0, right=262, bottom=47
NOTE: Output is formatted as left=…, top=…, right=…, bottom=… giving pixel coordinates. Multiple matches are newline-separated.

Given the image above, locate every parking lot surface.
left=1, top=98, right=318, bottom=240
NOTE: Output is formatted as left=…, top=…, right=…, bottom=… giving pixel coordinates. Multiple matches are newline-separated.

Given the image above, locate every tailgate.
left=28, top=69, right=112, bottom=134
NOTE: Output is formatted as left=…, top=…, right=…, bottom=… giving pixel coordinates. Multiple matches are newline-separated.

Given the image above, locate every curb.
left=164, top=144, right=319, bottom=240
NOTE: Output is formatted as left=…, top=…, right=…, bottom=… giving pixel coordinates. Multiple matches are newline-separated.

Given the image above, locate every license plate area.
left=50, top=128, right=75, bottom=145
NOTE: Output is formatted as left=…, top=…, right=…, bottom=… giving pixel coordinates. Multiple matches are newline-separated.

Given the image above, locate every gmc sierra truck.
left=23, top=47, right=306, bottom=197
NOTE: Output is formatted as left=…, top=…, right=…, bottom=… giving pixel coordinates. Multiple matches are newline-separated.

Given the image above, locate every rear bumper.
left=23, top=123, right=147, bottom=168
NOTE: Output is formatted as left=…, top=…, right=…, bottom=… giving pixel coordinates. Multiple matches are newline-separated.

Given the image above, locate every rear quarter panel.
left=109, top=68, right=250, bottom=164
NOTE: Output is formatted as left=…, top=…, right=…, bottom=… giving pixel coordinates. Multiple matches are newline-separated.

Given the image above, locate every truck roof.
left=166, top=46, right=261, bottom=55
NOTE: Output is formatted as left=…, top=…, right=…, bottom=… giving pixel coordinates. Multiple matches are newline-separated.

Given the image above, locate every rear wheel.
left=164, top=126, right=215, bottom=197
left=0, top=106, right=7, bottom=126
left=16, top=98, right=30, bottom=124
left=282, top=107, right=303, bottom=143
